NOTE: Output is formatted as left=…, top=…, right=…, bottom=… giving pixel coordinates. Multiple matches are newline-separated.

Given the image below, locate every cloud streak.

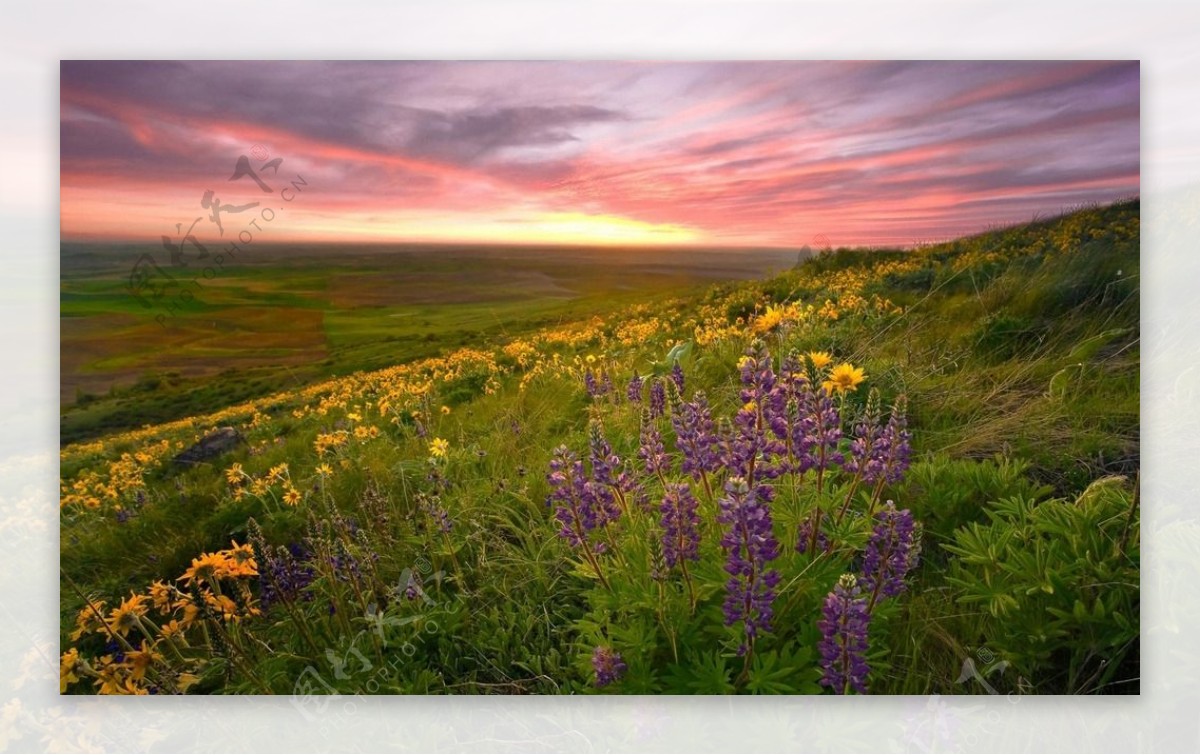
left=60, top=60, right=1139, bottom=247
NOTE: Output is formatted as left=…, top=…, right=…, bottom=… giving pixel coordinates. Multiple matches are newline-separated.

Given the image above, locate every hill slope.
left=60, top=201, right=1139, bottom=695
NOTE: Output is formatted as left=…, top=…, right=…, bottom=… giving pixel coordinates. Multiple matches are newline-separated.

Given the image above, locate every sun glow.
left=296, top=210, right=703, bottom=247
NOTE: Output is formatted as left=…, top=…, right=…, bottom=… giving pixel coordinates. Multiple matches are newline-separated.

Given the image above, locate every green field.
left=61, top=243, right=800, bottom=444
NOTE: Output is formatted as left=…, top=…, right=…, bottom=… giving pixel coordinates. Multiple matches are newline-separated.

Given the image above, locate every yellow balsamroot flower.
left=148, top=580, right=174, bottom=612
left=205, top=592, right=241, bottom=622
left=440, top=405, right=452, bottom=415
left=179, top=552, right=231, bottom=586
left=69, top=601, right=106, bottom=641
left=822, top=363, right=866, bottom=394
left=177, top=672, right=202, bottom=693
left=95, top=663, right=132, bottom=695
left=315, top=463, right=334, bottom=477
left=808, top=351, right=833, bottom=370
left=223, top=541, right=257, bottom=577
left=752, top=305, right=786, bottom=334
left=430, top=437, right=450, bottom=458
left=125, top=640, right=163, bottom=682
left=282, top=487, right=302, bottom=507
left=60, top=648, right=81, bottom=693
left=224, top=463, right=244, bottom=486
left=107, top=593, right=150, bottom=637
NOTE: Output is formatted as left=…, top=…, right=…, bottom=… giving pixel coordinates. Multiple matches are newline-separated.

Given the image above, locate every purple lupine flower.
left=599, top=369, right=614, bottom=396
left=795, top=517, right=831, bottom=555
left=329, top=540, right=363, bottom=583
left=420, top=495, right=453, bottom=534
left=588, top=420, right=620, bottom=488
left=627, top=373, right=644, bottom=403
left=671, top=391, right=721, bottom=480
left=796, top=378, right=844, bottom=478
left=764, top=385, right=795, bottom=443
left=819, top=574, right=871, bottom=694
left=717, top=477, right=782, bottom=652
left=591, top=646, right=627, bottom=687
left=861, top=501, right=919, bottom=603
left=725, top=342, right=788, bottom=481
left=760, top=352, right=815, bottom=475
left=873, top=397, right=912, bottom=485
left=546, top=445, right=606, bottom=547
left=588, top=420, right=633, bottom=518
left=584, top=368, right=600, bottom=398
left=660, top=482, right=701, bottom=568
left=844, top=390, right=885, bottom=483
left=637, top=409, right=670, bottom=479
left=258, top=542, right=315, bottom=610
left=648, top=378, right=666, bottom=419
left=671, top=360, right=686, bottom=395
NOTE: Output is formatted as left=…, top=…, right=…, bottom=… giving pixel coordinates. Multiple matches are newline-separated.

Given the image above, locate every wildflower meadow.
left=57, top=200, right=1139, bottom=695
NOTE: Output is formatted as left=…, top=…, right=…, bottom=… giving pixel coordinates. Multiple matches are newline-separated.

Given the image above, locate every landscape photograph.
left=59, top=60, right=1140, bottom=696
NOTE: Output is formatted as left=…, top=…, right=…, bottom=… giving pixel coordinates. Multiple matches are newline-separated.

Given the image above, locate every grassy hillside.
left=59, top=201, right=1139, bottom=695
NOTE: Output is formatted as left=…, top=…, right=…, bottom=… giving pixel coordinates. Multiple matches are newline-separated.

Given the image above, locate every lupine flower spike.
left=717, top=476, right=781, bottom=658
left=819, top=574, right=871, bottom=694
left=627, top=373, right=644, bottom=403
left=660, top=482, right=700, bottom=609
left=648, top=379, right=666, bottom=419
left=861, top=501, right=920, bottom=610
left=592, top=645, right=627, bottom=687
left=868, top=396, right=912, bottom=509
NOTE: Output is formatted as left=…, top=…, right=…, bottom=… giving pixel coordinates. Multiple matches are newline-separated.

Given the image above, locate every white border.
left=2, top=1, right=1195, bottom=751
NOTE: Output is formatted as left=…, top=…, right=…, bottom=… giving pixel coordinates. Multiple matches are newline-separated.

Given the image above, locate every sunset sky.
left=60, top=60, right=1139, bottom=248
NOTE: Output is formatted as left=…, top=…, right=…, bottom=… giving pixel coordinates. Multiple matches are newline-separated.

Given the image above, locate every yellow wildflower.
left=822, top=363, right=866, bottom=394
left=752, top=305, right=786, bottom=334
left=808, top=351, right=833, bottom=370
left=60, top=648, right=81, bottom=693
left=222, top=541, right=257, bottom=577
left=107, top=593, right=149, bottom=637
left=148, top=581, right=174, bottom=612
left=69, top=601, right=106, bottom=641
left=179, top=552, right=230, bottom=586
left=125, top=640, right=163, bottom=682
